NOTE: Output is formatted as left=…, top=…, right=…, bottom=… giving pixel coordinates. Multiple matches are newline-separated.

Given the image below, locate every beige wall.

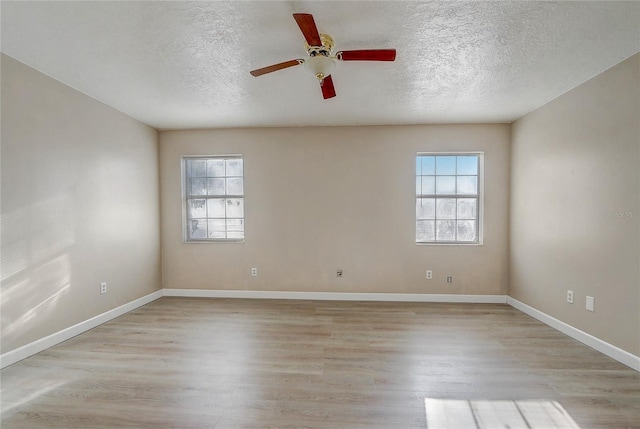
left=160, top=124, right=510, bottom=295
left=1, top=54, right=162, bottom=353
left=511, top=53, right=640, bottom=355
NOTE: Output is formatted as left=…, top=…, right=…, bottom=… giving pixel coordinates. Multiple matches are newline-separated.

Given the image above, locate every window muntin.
left=416, top=153, right=482, bottom=244
left=183, top=156, right=244, bottom=242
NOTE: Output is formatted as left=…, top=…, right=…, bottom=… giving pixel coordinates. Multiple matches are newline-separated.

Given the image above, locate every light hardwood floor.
left=1, top=298, right=639, bottom=428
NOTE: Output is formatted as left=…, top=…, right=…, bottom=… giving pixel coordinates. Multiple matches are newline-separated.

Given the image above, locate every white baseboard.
left=162, top=289, right=508, bottom=304
left=507, top=297, right=640, bottom=372
left=0, top=290, right=163, bottom=369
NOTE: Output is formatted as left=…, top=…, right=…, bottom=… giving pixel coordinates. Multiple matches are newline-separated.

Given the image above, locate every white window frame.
left=182, top=155, right=245, bottom=243
left=416, top=152, right=484, bottom=245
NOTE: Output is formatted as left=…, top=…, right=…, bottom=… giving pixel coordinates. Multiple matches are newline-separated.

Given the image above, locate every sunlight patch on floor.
left=425, top=398, right=581, bottom=429
left=1, top=377, right=71, bottom=419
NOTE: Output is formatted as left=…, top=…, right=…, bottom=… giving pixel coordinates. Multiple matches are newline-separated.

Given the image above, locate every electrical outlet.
left=100, top=282, right=107, bottom=294
left=337, top=269, right=343, bottom=278
left=251, top=267, right=258, bottom=277
left=586, top=296, right=595, bottom=312
left=446, top=276, right=453, bottom=284
left=426, top=270, right=433, bottom=279
left=567, top=290, right=574, bottom=304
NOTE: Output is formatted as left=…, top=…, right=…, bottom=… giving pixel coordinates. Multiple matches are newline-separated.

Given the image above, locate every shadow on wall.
left=1, top=193, right=75, bottom=351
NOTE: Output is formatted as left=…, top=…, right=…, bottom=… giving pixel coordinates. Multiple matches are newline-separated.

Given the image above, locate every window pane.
left=417, top=220, right=435, bottom=242
left=457, top=156, right=478, bottom=175
left=208, top=219, right=226, bottom=239
left=208, top=178, right=225, bottom=195
left=436, top=156, right=456, bottom=175
left=420, top=156, right=435, bottom=175
left=208, top=198, right=226, bottom=218
left=226, top=177, right=243, bottom=195
left=416, top=198, right=435, bottom=220
left=190, top=178, right=207, bottom=196
left=227, top=219, right=244, bottom=231
left=191, top=160, right=207, bottom=177
left=226, top=158, right=243, bottom=176
left=418, top=176, right=435, bottom=195
left=436, top=198, right=456, bottom=219
left=436, top=176, right=455, bottom=194
left=457, top=176, right=478, bottom=195
left=227, top=219, right=244, bottom=239
left=457, top=198, right=477, bottom=219
left=207, top=159, right=225, bottom=177
left=188, top=199, right=207, bottom=218
left=188, top=219, right=207, bottom=239
left=226, top=198, right=244, bottom=218
left=457, top=220, right=476, bottom=241
left=436, top=220, right=455, bottom=241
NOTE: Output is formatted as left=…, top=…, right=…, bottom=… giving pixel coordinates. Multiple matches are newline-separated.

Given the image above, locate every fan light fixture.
left=304, top=55, right=336, bottom=80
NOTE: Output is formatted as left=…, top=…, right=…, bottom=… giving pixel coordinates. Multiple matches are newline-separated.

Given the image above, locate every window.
left=183, top=156, right=244, bottom=242
left=416, top=153, right=482, bottom=244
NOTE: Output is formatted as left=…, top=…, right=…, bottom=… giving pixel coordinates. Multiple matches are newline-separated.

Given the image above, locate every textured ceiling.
left=2, top=1, right=639, bottom=130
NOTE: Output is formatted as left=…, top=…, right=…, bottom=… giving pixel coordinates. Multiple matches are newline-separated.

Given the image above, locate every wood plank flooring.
left=1, top=298, right=639, bottom=428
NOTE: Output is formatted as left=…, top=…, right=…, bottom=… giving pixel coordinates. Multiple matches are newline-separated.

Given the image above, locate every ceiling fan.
left=250, top=13, right=396, bottom=99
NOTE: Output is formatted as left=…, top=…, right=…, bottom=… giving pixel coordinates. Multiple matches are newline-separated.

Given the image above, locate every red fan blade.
left=320, top=75, right=336, bottom=99
left=293, top=13, right=322, bottom=46
left=250, top=59, right=303, bottom=77
left=336, top=49, right=396, bottom=61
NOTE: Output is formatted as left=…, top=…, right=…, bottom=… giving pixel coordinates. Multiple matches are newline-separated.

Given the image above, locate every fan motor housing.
left=305, top=33, right=335, bottom=57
